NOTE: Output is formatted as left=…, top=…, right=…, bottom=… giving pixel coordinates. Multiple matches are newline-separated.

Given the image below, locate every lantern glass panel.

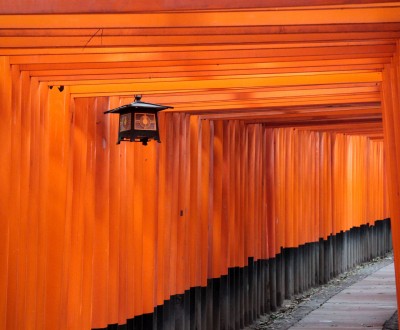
left=119, top=113, right=132, bottom=132
left=134, top=113, right=157, bottom=131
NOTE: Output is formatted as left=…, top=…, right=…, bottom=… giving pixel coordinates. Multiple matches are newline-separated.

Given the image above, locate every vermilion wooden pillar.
left=0, top=56, right=12, bottom=330
left=381, top=41, right=400, bottom=322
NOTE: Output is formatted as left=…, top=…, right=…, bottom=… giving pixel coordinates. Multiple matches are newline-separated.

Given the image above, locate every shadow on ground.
left=384, top=311, right=398, bottom=330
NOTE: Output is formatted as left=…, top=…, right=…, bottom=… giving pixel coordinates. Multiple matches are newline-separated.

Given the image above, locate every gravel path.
left=245, top=253, right=396, bottom=330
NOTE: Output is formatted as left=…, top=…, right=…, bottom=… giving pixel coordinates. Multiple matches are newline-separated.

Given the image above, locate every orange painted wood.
left=43, top=86, right=71, bottom=329
left=265, top=129, right=276, bottom=258
left=18, top=57, right=389, bottom=76
left=81, top=97, right=96, bottom=330
left=24, top=77, right=41, bottom=329
left=0, top=63, right=391, bottom=329
left=34, top=82, right=49, bottom=330
left=18, top=70, right=33, bottom=329
left=179, top=113, right=191, bottom=293
left=166, top=113, right=178, bottom=301
left=91, top=97, right=111, bottom=329
left=5, top=64, right=22, bottom=330
left=381, top=43, right=400, bottom=320
left=228, top=120, right=237, bottom=269
left=67, top=97, right=90, bottom=329
left=2, top=24, right=400, bottom=38
left=0, top=57, right=12, bottom=330
left=132, top=142, right=144, bottom=318
left=142, top=143, right=157, bottom=313
left=189, top=115, right=201, bottom=286
left=212, top=120, right=223, bottom=278
left=261, top=129, right=269, bottom=259
left=9, top=46, right=392, bottom=66
left=201, top=119, right=211, bottom=284
left=1, top=2, right=400, bottom=327
left=0, top=0, right=396, bottom=15
left=154, top=112, right=167, bottom=306
left=220, top=120, right=230, bottom=275
left=246, top=124, right=253, bottom=260
left=107, top=96, right=122, bottom=325
left=254, top=124, right=262, bottom=260
left=2, top=7, right=400, bottom=29
left=1, top=32, right=399, bottom=50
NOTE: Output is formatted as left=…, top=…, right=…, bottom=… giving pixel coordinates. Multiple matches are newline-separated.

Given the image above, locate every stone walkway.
left=246, top=254, right=397, bottom=330
left=289, top=263, right=397, bottom=329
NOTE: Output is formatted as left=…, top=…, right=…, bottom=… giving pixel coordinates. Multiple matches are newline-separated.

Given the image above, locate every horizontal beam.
left=68, top=71, right=381, bottom=93
left=22, top=58, right=390, bottom=77
left=1, top=34, right=399, bottom=49
left=71, top=83, right=379, bottom=102
left=201, top=105, right=381, bottom=121
left=44, top=69, right=378, bottom=86
left=294, top=121, right=383, bottom=133
left=0, top=0, right=397, bottom=14
left=18, top=54, right=392, bottom=71
left=166, top=94, right=381, bottom=113
left=30, top=65, right=384, bottom=83
left=261, top=117, right=382, bottom=129
left=162, top=86, right=380, bottom=105
left=2, top=6, right=400, bottom=28
left=2, top=23, right=400, bottom=36
left=7, top=44, right=395, bottom=64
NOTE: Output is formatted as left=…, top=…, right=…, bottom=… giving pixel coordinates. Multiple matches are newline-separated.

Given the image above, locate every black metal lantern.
left=104, top=95, right=173, bottom=145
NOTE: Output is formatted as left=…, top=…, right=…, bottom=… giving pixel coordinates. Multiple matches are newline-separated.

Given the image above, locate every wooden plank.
left=212, top=121, right=223, bottom=279
left=9, top=44, right=394, bottom=65
left=80, top=98, right=96, bottom=330
left=18, top=54, right=391, bottom=73
left=189, top=115, right=201, bottom=287
left=176, top=113, right=188, bottom=299
left=91, top=97, right=111, bottom=329
left=65, top=98, right=88, bottom=329
left=142, top=140, right=158, bottom=314
left=2, top=6, right=400, bottom=29
left=3, top=24, right=400, bottom=37
left=43, top=84, right=72, bottom=329
left=17, top=71, right=33, bottom=329
left=0, top=0, right=397, bottom=15
left=107, top=96, right=122, bottom=325
left=381, top=45, right=400, bottom=315
left=65, top=72, right=382, bottom=96
left=24, top=58, right=390, bottom=75
left=1, top=32, right=400, bottom=49
left=34, top=82, right=50, bottom=330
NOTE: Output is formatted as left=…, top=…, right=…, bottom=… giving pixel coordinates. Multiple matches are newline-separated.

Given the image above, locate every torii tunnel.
left=2, top=1, right=400, bottom=329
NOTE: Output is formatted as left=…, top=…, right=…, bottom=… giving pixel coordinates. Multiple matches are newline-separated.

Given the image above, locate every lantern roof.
left=104, top=95, right=173, bottom=114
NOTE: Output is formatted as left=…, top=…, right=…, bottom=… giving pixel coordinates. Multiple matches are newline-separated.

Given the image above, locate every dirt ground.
left=245, top=253, right=397, bottom=330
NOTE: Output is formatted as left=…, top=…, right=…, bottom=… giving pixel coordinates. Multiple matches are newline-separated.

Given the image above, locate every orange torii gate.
left=0, top=2, right=400, bottom=329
